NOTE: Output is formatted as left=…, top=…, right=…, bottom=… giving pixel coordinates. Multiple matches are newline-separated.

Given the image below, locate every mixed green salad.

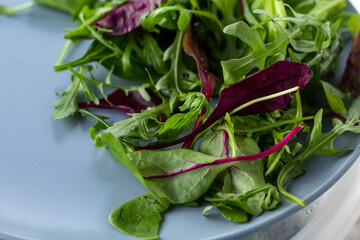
left=3, top=0, right=360, bottom=239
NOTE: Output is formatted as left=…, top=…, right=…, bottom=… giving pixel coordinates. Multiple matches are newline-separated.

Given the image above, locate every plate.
left=0, top=2, right=359, bottom=240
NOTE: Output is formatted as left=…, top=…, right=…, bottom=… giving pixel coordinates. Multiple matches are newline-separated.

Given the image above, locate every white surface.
left=292, top=158, right=360, bottom=240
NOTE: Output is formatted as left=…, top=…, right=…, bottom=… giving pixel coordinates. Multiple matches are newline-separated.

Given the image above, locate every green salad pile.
left=2, top=0, right=360, bottom=239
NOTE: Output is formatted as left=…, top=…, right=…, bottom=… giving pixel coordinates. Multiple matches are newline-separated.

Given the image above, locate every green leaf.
left=155, top=93, right=208, bottom=143
left=79, top=109, right=110, bottom=147
left=277, top=160, right=306, bottom=206
left=109, top=192, right=170, bottom=240
left=320, top=80, right=347, bottom=116
left=100, top=103, right=171, bottom=142
left=142, top=34, right=165, bottom=74
left=101, top=132, right=149, bottom=189
left=155, top=30, right=199, bottom=94
left=127, top=149, right=230, bottom=204
left=221, top=11, right=331, bottom=84
left=52, top=75, right=81, bottom=120
left=204, top=184, right=280, bottom=218
left=296, top=109, right=349, bottom=163
left=348, top=14, right=360, bottom=36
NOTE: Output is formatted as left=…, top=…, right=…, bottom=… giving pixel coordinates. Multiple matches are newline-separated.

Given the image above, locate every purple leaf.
left=136, top=61, right=311, bottom=150
left=339, top=31, right=360, bottom=97
left=78, top=88, right=162, bottom=114
left=181, top=23, right=218, bottom=148
left=182, top=24, right=216, bottom=100
left=94, top=0, right=162, bottom=36
left=144, top=125, right=303, bottom=179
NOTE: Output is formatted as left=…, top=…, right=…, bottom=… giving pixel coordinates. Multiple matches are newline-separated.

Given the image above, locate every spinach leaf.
left=109, top=191, right=170, bottom=240
left=128, top=125, right=302, bottom=203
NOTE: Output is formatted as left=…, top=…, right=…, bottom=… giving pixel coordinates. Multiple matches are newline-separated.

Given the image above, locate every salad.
left=2, top=0, right=360, bottom=239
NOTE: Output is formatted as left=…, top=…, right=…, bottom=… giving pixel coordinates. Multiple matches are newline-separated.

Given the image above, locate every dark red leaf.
left=181, top=22, right=217, bottom=148
left=78, top=88, right=162, bottom=114
left=182, top=24, right=216, bottom=100
left=136, top=61, right=311, bottom=150
left=339, top=31, right=360, bottom=97
left=94, top=0, right=162, bottom=36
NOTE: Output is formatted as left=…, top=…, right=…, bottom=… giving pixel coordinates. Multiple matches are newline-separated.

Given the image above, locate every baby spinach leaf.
left=109, top=191, right=170, bottom=240
left=94, top=0, right=162, bottom=35
left=128, top=126, right=302, bottom=203
left=199, top=129, right=265, bottom=194
left=127, top=149, right=223, bottom=203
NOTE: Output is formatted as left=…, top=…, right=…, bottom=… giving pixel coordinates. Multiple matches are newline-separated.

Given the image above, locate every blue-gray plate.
left=0, top=2, right=359, bottom=240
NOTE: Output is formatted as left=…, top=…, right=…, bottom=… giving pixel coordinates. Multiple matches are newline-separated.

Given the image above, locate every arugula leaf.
left=155, top=92, right=209, bottom=143
left=141, top=4, right=222, bottom=33
left=204, top=184, right=280, bottom=219
left=278, top=98, right=360, bottom=206
left=99, top=102, right=170, bottom=143
left=52, top=67, right=98, bottom=120
left=320, top=80, right=348, bottom=116
left=79, top=109, right=110, bottom=145
left=109, top=191, right=170, bottom=240
left=221, top=12, right=330, bottom=84
left=155, top=30, right=199, bottom=94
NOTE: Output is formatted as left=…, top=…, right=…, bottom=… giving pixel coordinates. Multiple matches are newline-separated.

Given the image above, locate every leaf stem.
left=230, top=86, right=300, bottom=115
left=55, top=40, right=72, bottom=66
